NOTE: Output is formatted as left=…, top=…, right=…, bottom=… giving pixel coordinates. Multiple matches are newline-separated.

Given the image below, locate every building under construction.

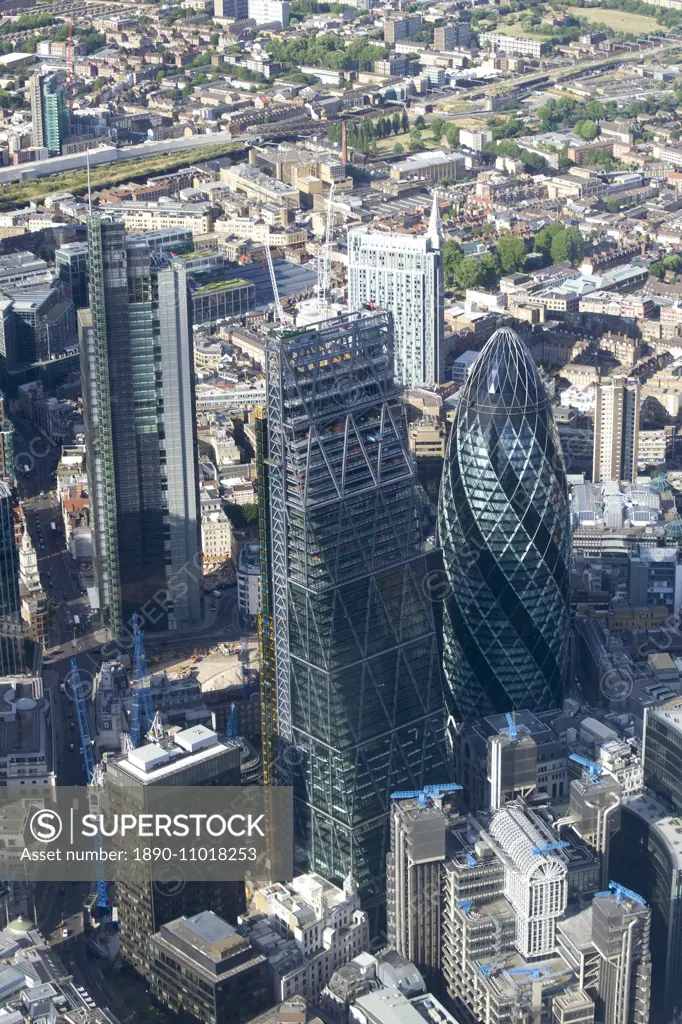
left=259, top=309, right=448, bottom=898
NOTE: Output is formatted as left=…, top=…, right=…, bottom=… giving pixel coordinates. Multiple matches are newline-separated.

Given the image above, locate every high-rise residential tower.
left=263, top=310, right=447, bottom=898
left=439, top=327, right=571, bottom=732
left=347, top=196, right=444, bottom=388
left=80, top=216, right=202, bottom=637
left=593, top=375, right=640, bottom=483
left=29, top=73, right=68, bottom=156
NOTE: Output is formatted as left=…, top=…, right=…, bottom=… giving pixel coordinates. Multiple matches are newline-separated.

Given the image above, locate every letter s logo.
left=30, top=809, right=63, bottom=843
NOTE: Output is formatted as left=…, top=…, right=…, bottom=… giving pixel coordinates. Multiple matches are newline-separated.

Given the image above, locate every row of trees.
left=266, top=33, right=386, bottom=72
left=533, top=223, right=585, bottom=267
left=327, top=114, right=407, bottom=154
left=650, top=254, right=682, bottom=279
left=442, top=224, right=586, bottom=293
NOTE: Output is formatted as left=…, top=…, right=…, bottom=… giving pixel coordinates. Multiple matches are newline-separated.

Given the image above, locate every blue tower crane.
left=569, top=753, right=605, bottom=780
left=505, top=712, right=518, bottom=741
left=72, top=657, right=95, bottom=782
left=133, top=613, right=148, bottom=683
left=130, top=613, right=154, bottom=747
left=507, top=966, right=550, bottom=979
left=389, top=783, right=463, bottom=806
left=531, top=841, right=570, bottom=856
left=456, top=899, right=473, bottom=916
left=594, top=880, right=647, bottom=905
left=477, top=961, right=505, bottom=981
left=226, top=702, right=238, bottom=741
left=69, top=659, right=107, bottom=908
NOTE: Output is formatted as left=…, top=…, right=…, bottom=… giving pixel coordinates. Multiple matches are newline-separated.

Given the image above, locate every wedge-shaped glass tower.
left=264, top=311, right=447, bottom=897
left=439, top=327, right=570, bottom=729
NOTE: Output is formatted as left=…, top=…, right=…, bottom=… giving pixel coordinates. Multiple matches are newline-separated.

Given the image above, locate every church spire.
left=427, top=190, right=442, bottom=249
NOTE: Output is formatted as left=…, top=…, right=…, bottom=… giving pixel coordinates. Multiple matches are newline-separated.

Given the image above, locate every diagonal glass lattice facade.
left=265, top=311, right=448, bottom=899
left=439, top=327, right=570, bottom=729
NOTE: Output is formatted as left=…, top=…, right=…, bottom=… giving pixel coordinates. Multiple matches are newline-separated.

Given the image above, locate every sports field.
left=566, top=6, right=666, bottom=33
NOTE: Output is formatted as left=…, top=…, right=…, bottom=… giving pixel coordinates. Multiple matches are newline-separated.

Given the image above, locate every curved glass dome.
left=438, top=327, right=571, bottom=726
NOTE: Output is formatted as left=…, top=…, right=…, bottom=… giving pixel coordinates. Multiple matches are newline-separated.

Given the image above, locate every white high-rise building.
left=347, top=195, right=444, bottom=387
left=593, top=375, right=640, bottom=483
left=247, top=0, right=289, bottom=25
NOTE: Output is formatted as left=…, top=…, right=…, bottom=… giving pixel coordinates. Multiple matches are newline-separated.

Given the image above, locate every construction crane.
left=130, top=613, right=154, bottom=748
left=531, top=841, right=570, bottom=856
left=147, top=711, right=164, bottom=743
left=69, top=659, right=107, bottom=908
left=316, top=182, right=335, bottom=313
left=456, top=899, right=473, bottom=916
left=594, top=881, right=647, bottom=905
left=66, top=23, right=74, bottom=129
left=477, top=961, right=506, bottom=981
left=390, top=783, right=463, bottom=806
left=569, top=753, right=605, bottom=780
left=226, top=702, right=238, bottom=741
left=506, top=966, right=551, bottom=980
left=505, top=711, right=518, bottom=741
left=265, top=242, right=286, bottom=326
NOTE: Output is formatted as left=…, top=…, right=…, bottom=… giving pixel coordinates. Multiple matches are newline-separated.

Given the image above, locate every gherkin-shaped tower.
left=438, top=327, right=571, bottom=728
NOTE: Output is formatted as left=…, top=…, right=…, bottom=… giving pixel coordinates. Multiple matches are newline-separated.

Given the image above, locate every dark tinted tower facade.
left=0, top=480, right=24, bottom=674
left=439, top=327, right=570, bottom=728
left=81, top=216, right=202, bottom=636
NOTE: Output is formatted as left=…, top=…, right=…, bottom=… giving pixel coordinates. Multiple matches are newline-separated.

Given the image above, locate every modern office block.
left=214, top=0, right=249, bottom=16
left=80, top=216, right=203, bottom=636
left=263, top=310, right=447, bottom=899
left=149, top=911, right=270, bottom=1024
left=643, top=697, right=682, bottom=814
left=611, top=794, right=679, bottom=1023
left=387, top=797, right=447, bottom=987
left=105, top=726, right=244, bottom=977
left=591, top=892, right=651, bottom=1024
left=439, top=326, right=571, bottom=730
left=347, top=197, right=444, bottom=388
left=30, top=73, right=68, bottom=156
left=593, top=376, right=640, bottom=484
left=55, top=242, right=89, bottom=309
left=0, top=287, right=76, bottom=382
left=628, top=547, right=682, bottom=615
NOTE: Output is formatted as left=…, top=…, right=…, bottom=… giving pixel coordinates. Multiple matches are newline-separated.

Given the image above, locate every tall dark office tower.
left=264, top=310, right=447, bottom=898
left=80, top=216, right=202, bottom=637
left=105, top=726, right=244, bottom=978
left=439, top=327, right=570, bottom=733
left=0, top=480, right=24, bottom=675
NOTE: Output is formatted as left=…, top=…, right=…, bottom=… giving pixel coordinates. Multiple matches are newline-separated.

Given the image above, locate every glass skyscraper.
left=80, top=216, right=202, bottom=636
left=263, top=310, right=447, bottom=898
left=29, top=73, right=68, bottom=157
left=438, top=327, right=570, bottom=731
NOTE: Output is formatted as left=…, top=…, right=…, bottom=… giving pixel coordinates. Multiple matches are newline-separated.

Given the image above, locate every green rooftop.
left=192, top=278, right=251, bottom=296
left=172, top=250, right=216, bottom=263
